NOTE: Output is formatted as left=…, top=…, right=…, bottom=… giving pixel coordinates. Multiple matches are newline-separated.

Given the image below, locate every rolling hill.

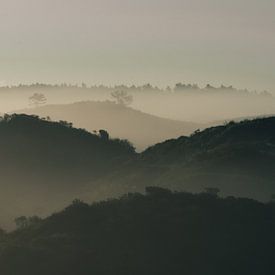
left=1, top=114, right=275, bottom=229
left=0, top=189, right=274, bottom=275
left=93, top=117, right=275, bottom=202
left=14, top=101, right=202, bottom=151
left=0, top=114, right=135, bottom=229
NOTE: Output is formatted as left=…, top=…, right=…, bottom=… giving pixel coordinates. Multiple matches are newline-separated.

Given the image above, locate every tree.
left=59, top=120, right=73, bottom=128
left=29, top=93, right=47, bottom=107
left=111, top=90, right=133, bottom=106
left=28, top=216, right=42, bottom=226
left=14, top=216, right=41, bottom=229
left=99, top=129, right=109, bottom=140
left=14, top=216, right=28, bottom=229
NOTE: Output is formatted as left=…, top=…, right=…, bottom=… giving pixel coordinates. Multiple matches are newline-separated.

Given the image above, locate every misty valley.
left=1, top=0, right=274, bottom=273
left=0, top=84, right=274, bottom=274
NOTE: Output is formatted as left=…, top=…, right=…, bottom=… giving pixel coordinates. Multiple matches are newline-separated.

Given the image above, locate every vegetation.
left=110, top=90, right=133, bottom=106
left=99, top=117, right=275, bottom=201
left=0, top=114, right=135, bottom=228
left=0, top=114, right=275, bottom=230
left=0, top=188, right=274, bottom=275
left=17, top=100, right=200, bottom=151
left=0, top=114, right=135, bottom=180
left=29, top=93, right=47, bottom=107
left=0, top=82, right=271, bottom=97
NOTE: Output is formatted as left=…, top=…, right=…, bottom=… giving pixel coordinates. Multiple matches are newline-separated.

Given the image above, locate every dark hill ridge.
left=142, top=117, right=275, bottom=162
left=93, top=117, right=275, bottom=201
left=0, top=113, right=134, bottom=181
left=15, top=101, right=202, bottom=151
left=0, top=114, right=135, bottom=229
left=0, top=189, right=274, bottom=275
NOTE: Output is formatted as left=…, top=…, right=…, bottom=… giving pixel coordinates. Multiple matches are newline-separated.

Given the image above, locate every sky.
left=0, top=0, right=274, bottom=92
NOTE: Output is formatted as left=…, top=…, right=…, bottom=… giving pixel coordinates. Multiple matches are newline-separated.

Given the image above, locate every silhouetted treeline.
left=102, top=117, right=275, bottom=201
left=0, top=188, right=274, bottom=275
left=0, top=82, right=271, bottom=97
left=0, top=114, right=136, bottom=227
left=0, top=114, right=135, bottom=182
left=17, top=100, right=201, bottom=151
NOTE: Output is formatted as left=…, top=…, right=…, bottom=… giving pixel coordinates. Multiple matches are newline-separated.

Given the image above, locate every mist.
left=0, top=83, right=273, bottom=151
left=1, top=83, right=274, bottom=119
left=0, top=0, right=274, bottom=273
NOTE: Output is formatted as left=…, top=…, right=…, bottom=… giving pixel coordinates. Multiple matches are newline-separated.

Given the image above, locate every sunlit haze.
left=0, top=0, right=274, bottom=92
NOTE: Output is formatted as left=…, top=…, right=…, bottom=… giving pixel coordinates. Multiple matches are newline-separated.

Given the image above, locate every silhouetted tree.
left=14, top=216, right=41, bottom=229
left=28, top=216, right=42, bottom=226
left=111, top=90, right=133, bottom=106
left=72, top=199, right=84, bottom=205
left=14, top=216, right=28, bottom=229
left=59, top=120, right=73, bottom=128
left=29, top=93, right=47, bottom=107
left=99, top=129, right=109, bottom=140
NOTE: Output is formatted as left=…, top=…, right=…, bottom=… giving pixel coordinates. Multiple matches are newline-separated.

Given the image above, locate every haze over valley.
left=0, top=0, right=274, bottom=274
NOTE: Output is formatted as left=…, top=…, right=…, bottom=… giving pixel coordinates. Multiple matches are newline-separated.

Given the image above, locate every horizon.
left=0, top=81, right=271, bottom=94
left=0, top=0, right=274, bottom=92
left=0, top=2, right=275, bottom=272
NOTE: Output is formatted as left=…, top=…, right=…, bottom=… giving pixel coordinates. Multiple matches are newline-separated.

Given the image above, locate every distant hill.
left=94, top=117, right=275, bottom=201
left=1, top=82, right=274, bottom=122
left=0, top=114, right=135, bottom=229
left=15, top=101, right=202, bottom=151
left=0, top=189, right=274, bottom=275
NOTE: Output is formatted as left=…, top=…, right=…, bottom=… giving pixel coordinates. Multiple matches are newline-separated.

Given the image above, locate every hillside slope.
left=0, top=189, right=274, bottom=275
left=95, top=117, right=275, bottom=201
left=15, top=101, right=202, bottom=150
left=0, top=114, right=135, bottom=229
left=1, top=115, right=275, bottom=229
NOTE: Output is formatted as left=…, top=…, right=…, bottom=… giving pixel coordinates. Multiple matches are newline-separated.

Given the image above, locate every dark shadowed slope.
left=0, top=114, right=135, bottom=229
left=15, top=101, right=202, bottom=151
left=0, top=189, right=274, bottom=275
left=95, top=117, right=275, bottom=201
left=1, top=115, right=275, bottom=229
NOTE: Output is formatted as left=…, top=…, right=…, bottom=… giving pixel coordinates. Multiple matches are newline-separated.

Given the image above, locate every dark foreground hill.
left=0, top=188, right=274, bottom=275
left=95, top=117, right=275, bottom=201
left=15, top=101, right=202, bottom=151
left=0, top=114, right=135, bottom=229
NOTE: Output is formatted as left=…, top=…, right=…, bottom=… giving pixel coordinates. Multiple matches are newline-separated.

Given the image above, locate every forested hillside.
left=96, top=117, right=275, bottom=201
left=0, top=188, right=274, bottom=275
left=0, top=114, right=135, bottom=229
left=1, top=114, right=275, bottom=229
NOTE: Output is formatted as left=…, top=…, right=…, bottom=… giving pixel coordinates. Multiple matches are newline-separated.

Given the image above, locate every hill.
left=0, top=114, right=135, bottom=229
left=0, top=188, right=274, bottom=275
left=1, top=83, right=275, bottom=123
left=15, top=101, right=202, bottom=151
left=1, top=115, right=275, bottom=229
left=94, top=117, right=275, bottom=201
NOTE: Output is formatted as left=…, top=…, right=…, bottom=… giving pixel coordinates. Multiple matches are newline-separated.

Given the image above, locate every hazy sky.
left=0, top=0, right=274, bottom=91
